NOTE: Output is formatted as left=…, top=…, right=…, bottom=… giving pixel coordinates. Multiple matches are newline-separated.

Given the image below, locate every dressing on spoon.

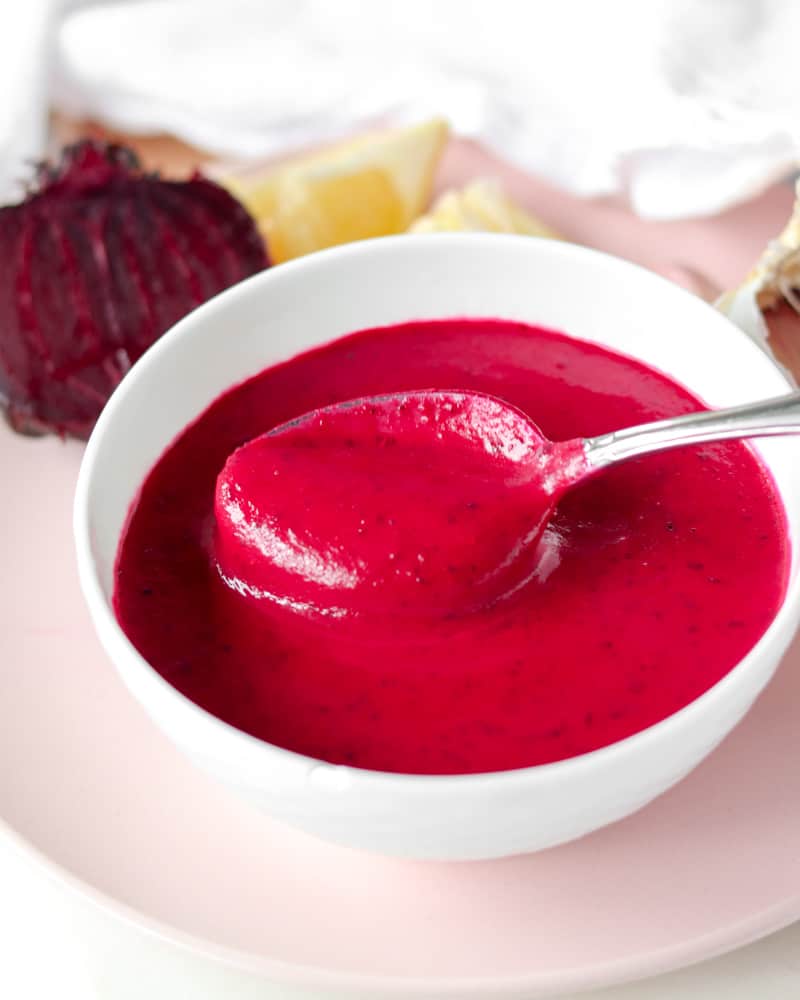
left=215, top=388, right=800, bottom=620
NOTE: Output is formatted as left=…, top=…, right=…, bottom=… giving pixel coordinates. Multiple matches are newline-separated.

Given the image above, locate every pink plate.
left=1, top=158, right=799, bottom=997
left=1, top=426, right=799, bottom=999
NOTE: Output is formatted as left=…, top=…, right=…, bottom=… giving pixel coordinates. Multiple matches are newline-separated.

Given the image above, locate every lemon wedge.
left=410, top=178, right=559, bottom=238
left=223, top=119, right=449, bottom=262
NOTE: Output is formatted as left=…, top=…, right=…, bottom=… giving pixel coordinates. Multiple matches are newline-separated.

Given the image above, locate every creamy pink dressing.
left=114, top=319, right=788, bottom=774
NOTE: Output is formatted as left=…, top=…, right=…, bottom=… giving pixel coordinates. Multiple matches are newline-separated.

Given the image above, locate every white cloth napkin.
left=0, top=0, right=58, bottom=202
left=5, top=0, right=800, bottom=218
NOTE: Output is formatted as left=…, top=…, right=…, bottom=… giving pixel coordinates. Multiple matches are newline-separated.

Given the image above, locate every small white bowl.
left=74, top=235, right=800, bottom=861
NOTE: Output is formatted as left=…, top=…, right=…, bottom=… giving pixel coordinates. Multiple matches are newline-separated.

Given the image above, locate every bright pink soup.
left=114, top=319, right=788, bottom=774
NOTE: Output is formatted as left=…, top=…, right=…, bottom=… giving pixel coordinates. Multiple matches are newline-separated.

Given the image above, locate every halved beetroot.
left=0, top=141, right=269, bottom=438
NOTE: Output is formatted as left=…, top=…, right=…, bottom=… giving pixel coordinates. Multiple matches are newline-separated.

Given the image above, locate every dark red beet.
left=0, top=141, right=269, bottom=438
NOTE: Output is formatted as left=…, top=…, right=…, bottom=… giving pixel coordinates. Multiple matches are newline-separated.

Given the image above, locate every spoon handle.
left=584, top=390, right=800, bottom=470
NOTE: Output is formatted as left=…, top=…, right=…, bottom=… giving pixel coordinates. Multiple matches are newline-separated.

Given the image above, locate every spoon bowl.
left=215, top=390, right=571, bottom=621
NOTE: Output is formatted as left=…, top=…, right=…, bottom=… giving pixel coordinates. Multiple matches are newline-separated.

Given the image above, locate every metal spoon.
left=215, top=388, right=799, bottom=621
left=580, top=388, right=800, bottom=474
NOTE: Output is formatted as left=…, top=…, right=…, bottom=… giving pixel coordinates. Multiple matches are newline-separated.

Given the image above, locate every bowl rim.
left=74, top=232, right=800, bottom=797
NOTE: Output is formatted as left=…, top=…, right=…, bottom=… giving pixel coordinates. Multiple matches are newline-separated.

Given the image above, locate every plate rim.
left=5, top=234, right=800, bottom=994
left=2, top=811, right=799, bottom=997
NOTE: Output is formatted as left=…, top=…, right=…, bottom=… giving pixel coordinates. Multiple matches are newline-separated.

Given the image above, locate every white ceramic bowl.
left=74, top=234, right=800, bottom=861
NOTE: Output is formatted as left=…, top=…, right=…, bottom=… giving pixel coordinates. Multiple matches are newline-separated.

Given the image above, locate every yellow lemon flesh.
left=223, top=119, right=449, bottom=262
left=410, top=178, right=559, bottom=238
